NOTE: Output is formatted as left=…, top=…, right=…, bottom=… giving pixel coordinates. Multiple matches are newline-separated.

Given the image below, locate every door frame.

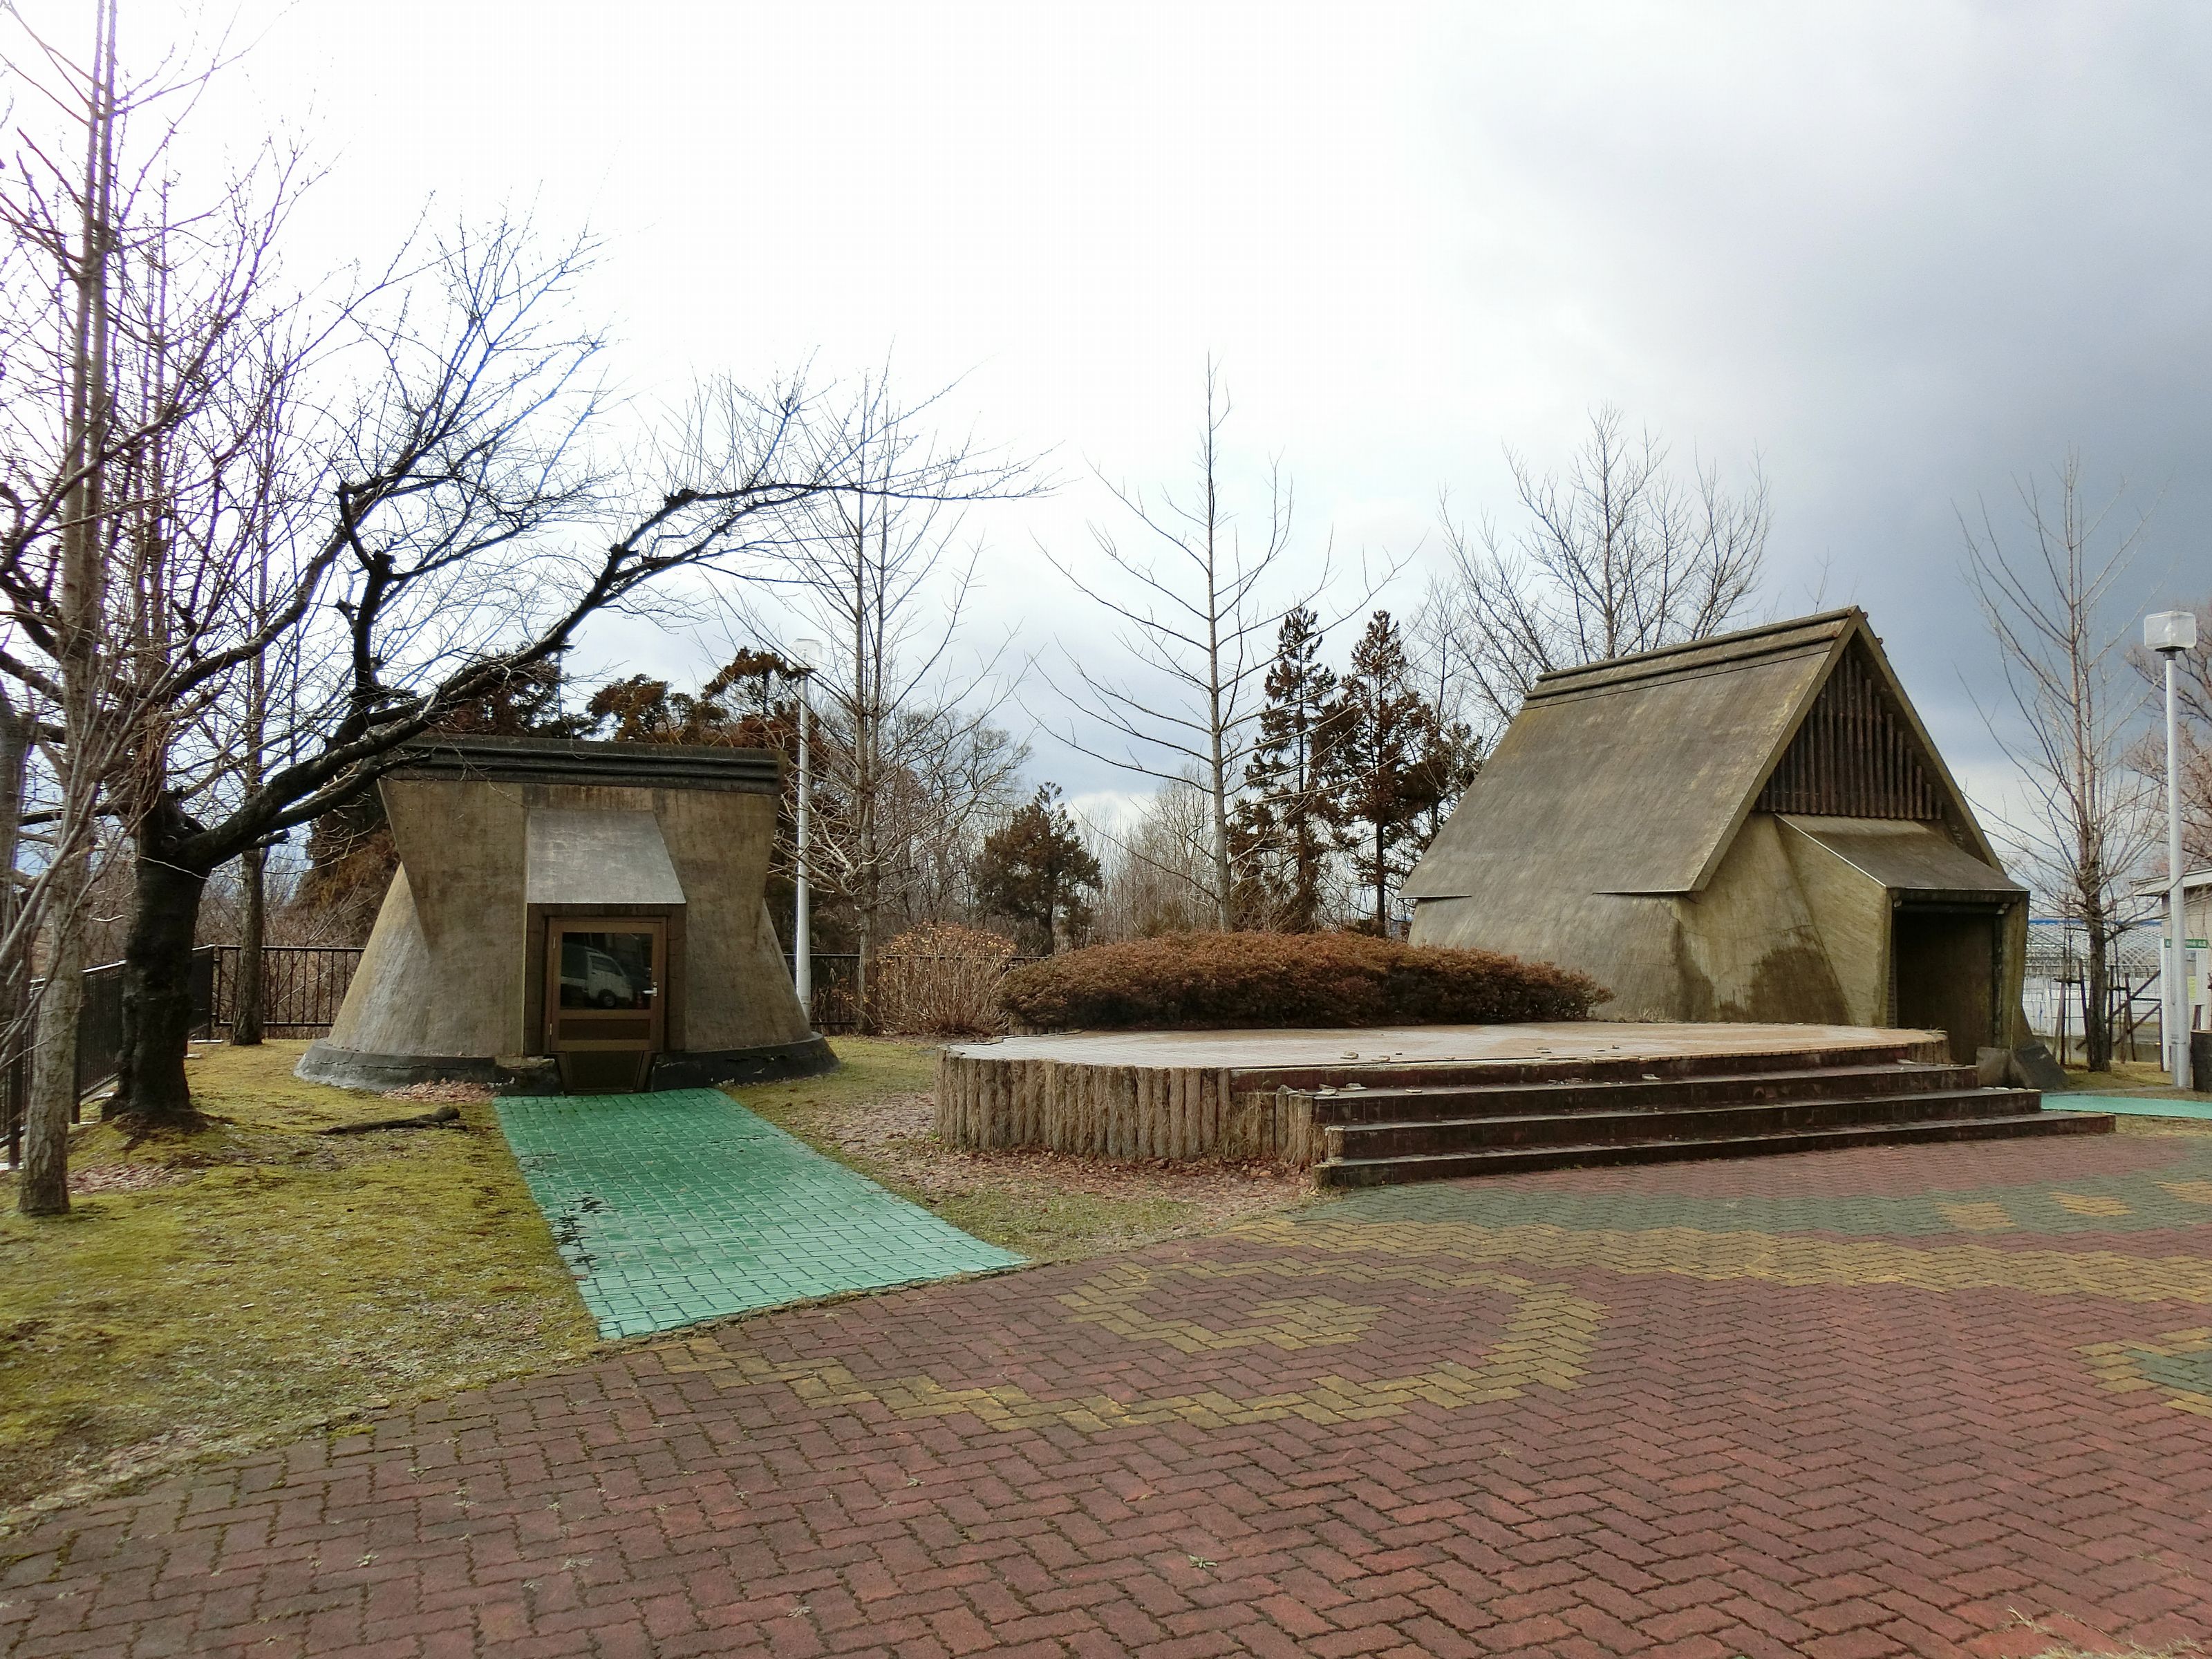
left=529, top=905, right=686, bottom=1061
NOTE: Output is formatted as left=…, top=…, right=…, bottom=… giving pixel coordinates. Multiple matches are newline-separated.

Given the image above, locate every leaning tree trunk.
left=109, top=803, right=212, bottom=1133
left=232, top=843, right=265, bottom=1046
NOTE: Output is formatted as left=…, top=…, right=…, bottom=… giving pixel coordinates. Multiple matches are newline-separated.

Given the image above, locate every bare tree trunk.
left=20, top=0, right=120, bottom=1215
left=111, top=797, right=209, bottom=1131
left=233, top=842, right=265, bottom=1045
left=233, top=584, right=270, bottom=1046
left=2085, top=905, right=2114, bottom=1073
left=0, top=690, right=29, bottom=1123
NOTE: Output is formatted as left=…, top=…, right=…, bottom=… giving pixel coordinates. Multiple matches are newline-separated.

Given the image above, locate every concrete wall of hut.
left=326, top=776, right=809, bottom=1062
left=1669, top=814, right=1850, bottom=1024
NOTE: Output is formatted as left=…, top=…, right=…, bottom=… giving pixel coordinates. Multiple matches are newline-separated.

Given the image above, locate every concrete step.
left=1232, top=1042, right=1938, bottom=1098
left=1302, top=1062, right=1974, bottom=1126
left=1326, top=1087, right=2039, bottom=1160
left=1312, top=1107, right=2116, bottom=1188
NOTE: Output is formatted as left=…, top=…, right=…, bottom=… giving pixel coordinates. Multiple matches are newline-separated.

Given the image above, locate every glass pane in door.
left=556, top=930, right=657, bottom=1011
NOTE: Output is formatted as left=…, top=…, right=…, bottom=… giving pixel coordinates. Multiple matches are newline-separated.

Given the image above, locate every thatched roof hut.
left=1405, top=609, right=2028, bottom=1062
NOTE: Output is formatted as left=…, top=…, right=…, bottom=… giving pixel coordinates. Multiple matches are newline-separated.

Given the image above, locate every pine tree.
left=1237, top=606, right=1344, bottom=930
left=976, top=785, right=1105, bottom=954
left=1325, top=611, right=1453, bottom=933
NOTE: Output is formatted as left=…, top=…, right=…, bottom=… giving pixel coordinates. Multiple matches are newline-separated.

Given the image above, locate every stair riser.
left=1232, top=1044, right=1924, bottom=1096
left=1314, top=1114, right=2113, bottom=1188
left=1309, top=1067, right=1976, bottom=1125
left=1329, top=1091, right=2040, bottom=1159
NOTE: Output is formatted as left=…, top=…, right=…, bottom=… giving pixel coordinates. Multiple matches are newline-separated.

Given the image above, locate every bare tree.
left=1436, top=403, right=1772, bottom=729
left=724, top=368, right=1036, bottom=1026
left=1045, top=362, right=1367, bottom=928
left=1087, top=779, right=1219, bottom=941
left=1965, top=455, right=2158, bottom=1073
left=0, top=0, right=264, bottom=1208
left=3, top=17, right=1033, bottom=1166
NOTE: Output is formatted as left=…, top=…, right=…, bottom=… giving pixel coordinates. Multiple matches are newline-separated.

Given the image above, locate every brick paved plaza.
left=6, top=1125, right=2212, bottom=1658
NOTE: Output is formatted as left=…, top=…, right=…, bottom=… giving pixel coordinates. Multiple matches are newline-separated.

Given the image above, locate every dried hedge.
left=995, top=930, right=1609, bottom=1032
left=872, top=924, right=1020, bottom=1037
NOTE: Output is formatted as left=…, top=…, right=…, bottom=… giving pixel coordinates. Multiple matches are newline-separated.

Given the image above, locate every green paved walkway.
left=495, top=1089, right=1021, bottom=1338
left=2051, top=1092, right=2212, bottom=1122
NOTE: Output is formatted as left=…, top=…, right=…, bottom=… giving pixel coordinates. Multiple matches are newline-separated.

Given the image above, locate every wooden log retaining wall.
left=935, top=1053, right=1320, bottom=1166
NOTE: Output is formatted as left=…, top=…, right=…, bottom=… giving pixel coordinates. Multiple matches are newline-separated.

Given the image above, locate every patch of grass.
left=728, top=1038, right=1314, bottom=1262
left=0, top=1040, right=592, bottom=1524
left=930, top=1189, right=1201, bottom=1259
left=2063, top=1058, right=2211, bottom=1100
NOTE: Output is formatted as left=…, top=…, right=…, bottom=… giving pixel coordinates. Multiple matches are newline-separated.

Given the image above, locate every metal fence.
left=207, top=944, right=364, bottom=1038
left=2, top=947, right=218, bottom=1168
left=2, top=944, right=364, bottom=1168
left=2023, top=924, right=2166, bottom=1066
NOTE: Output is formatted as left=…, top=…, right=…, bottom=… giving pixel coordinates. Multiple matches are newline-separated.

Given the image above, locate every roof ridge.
left=1529, top=607, right=1861, bottom=686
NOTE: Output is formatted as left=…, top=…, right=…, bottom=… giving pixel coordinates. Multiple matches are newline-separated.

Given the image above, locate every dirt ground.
left=798, top=1085, right=1316, bottom=1258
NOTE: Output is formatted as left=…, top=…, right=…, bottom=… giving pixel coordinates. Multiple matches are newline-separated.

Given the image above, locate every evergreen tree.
left=976, top=784, right=1104, bottom=954
left=1325, top=611, right=1453, bottom=932
left=1236, top=606, right=1344, bottom=930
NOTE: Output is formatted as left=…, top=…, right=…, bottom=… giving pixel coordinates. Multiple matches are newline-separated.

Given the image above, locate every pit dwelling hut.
left=1403, top=608, right=2030, bottom=1065
left=297, top=736, right=832, bottom=1094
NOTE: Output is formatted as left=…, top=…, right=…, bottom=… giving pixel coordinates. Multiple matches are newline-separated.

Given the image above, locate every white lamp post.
left=791, top=639, right=825, bottom=1021
left=2147, top=610, right=2198, bottom=1089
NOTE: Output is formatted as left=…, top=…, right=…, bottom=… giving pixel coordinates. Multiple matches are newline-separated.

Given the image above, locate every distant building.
left=1405, top=609, right=2028, bottom=1062
left=299, top=737, right=832, bottom=1095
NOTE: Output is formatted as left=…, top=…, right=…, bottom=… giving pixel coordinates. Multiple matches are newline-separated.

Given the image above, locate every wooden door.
left=1892, top=905, right=1999, bottom=1066
left=545, top=919, right=665, bottom=1093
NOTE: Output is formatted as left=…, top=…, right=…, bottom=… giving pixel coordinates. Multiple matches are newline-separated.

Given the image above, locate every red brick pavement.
left=5, top=1130, right=2212, bottom=1658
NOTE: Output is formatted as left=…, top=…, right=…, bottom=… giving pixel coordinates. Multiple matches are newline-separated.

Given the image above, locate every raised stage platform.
left=935, top=1022, right=2112, bottom=1185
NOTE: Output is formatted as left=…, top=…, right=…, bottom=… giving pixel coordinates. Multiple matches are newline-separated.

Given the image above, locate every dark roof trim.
left=1526, top=610, right=1857, bottom=703
left=390, top=735, right=782, bottom=794
left=1529, top=608, right=1859, bottom=686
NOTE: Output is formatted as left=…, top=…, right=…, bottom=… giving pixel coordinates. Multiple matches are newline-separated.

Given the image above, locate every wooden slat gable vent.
left=1756, top=645, right=1941, bottom=820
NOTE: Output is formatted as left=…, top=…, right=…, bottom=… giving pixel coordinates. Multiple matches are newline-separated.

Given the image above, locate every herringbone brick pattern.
left=6, top=1127, right=2212, bottom=1658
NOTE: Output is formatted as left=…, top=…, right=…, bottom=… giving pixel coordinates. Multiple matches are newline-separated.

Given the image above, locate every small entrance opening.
left=1892, top=904, right=2000, bottom=1065
left=546, top=918, right=665, bottom=1093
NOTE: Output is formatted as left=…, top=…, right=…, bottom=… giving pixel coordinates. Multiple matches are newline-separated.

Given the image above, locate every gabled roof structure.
left=1407, top=609, right=2000, bottom=901
left=1405, top=609, right=2030, bottom=1056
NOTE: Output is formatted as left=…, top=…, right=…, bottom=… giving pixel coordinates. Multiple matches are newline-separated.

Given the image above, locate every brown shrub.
left=874, top=924, right=1021, bottom=1036
left=995, top=930, right=1609, bottom=1031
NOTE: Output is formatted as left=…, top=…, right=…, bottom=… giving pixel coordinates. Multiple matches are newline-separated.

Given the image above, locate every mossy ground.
left=0, top=1040, right=592, bottom=1524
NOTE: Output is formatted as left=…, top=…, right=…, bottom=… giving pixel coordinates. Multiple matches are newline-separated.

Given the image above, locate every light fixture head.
left=791, top=637, right=826, bottom=672
left=2146, top=610, right=2198, bottom=655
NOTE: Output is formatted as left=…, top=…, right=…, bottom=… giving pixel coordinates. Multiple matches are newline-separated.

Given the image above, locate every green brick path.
left=2052, top=1091, right=2212, bottom=1123
left=494, top=1089, right=1021, bottom=1338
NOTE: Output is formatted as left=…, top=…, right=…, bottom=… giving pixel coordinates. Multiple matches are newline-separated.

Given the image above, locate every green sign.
left=2191, top=938, right=2211, bottom=949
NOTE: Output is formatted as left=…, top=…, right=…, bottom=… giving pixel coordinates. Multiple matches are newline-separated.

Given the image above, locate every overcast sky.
left=24, top=0, right=2212, bottom=839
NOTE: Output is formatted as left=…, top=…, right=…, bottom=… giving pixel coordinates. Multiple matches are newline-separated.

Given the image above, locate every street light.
left=2147, top=609, right=2198, bottom=1089
left=791, top=638, right=825, bottom=1022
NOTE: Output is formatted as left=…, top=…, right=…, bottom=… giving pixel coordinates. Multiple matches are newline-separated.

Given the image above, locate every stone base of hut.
left=297, top=1034, right=836, bottom=1095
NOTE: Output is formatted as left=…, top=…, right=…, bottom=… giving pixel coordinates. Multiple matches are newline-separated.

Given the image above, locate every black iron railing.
left=2, top=947, right=217, bottom=1168
left=207, top=944, right=364, bottom=1038
left=3, top=944, right=364, bottom=1168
